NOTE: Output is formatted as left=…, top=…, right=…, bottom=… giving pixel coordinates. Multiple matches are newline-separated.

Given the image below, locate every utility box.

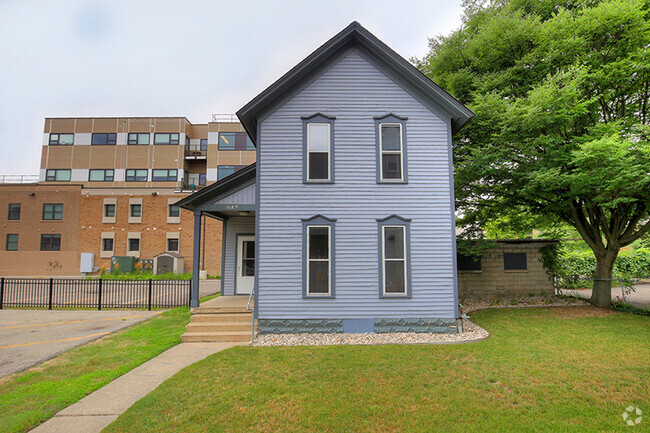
left=153, top=252, right=184, bottom=274
left=80, top=253, right=94, bottom=274
left=111, top=256, right=138, bottom=273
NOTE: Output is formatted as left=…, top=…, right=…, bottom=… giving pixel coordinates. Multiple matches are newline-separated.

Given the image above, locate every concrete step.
left=185, top=322, right=256, bottom=332
left=181, top=331, right=251, bottom=343
left=190, top=313, right=252, bottom=323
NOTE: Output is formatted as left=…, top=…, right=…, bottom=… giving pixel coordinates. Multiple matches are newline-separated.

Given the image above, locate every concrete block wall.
left=458, top=242, right=555, bottom=298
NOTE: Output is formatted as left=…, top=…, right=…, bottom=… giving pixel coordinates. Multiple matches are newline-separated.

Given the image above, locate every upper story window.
left=152, top=169, right=178, bottom=182
left=375, top=114, right=408, bottom=183
left=302, top=114, right=335, bottom=183
left=168, top=204, right=180, bottom=218
left=41, top=234, right=61, bottom=251
left=46, top=169, right=71, bottom=182
left=130, top=204, right=142, bottom=218
left=42, top=203, right=63, bottom=220
left=8, top=203, right=20, bottom=220
left=218, top=132, right=255, bottom=150
left=104, top=203, right=116, bottom=218
left=154, top=133, right=179, bottom=145
left=167, top=238, right=179, bottom=252
left=126, top=169, right=148, bottom=182
left=89, top=169, right=114, bottom=182
left=49, top=133, right=74, bottom=145
left=128, top=133, right=150, bottom=145
left=92, top=133, right=116, bottom=145
left=302, top=215, right=336, bottom=298
left=377, top=215, right=411, bottom=297
left=200, top=138, right=208, bottom=151
left=217, top=165, right=235, bottom=180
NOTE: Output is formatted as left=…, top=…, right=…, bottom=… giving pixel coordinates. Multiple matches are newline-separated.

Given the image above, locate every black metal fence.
left=0, top=278, right=191, bottom=310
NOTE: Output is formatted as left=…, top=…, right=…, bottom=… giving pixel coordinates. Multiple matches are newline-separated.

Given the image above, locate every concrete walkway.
left=31, top=341, right=243, bottom=433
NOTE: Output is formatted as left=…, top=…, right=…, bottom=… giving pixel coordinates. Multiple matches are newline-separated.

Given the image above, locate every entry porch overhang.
left=174, top=163, right=256, bottom=307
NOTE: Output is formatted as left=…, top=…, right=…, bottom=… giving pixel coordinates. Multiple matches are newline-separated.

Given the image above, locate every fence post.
left=148, top=279, right=152, bottom=311
left=97, top=278, right=103, bottom=311
left=0, top=277, right=4, bottom=309
left=48, top=278, right=54, bottom=310
left=189, top=279, right=192, bottom=307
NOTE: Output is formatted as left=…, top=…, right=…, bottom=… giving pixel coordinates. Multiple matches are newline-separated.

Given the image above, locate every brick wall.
left=458, top=242, right=555, bottom=298
left=0, top=184, right=82, bottom=276
left=77, top=194, right=222, bottom=275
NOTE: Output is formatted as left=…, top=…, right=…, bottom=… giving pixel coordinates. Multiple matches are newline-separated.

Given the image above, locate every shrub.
left=556, top=248, right=650, bottom=281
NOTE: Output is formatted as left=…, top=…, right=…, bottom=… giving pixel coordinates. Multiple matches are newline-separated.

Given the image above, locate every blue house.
left=177, top=22, right=473, bottom=335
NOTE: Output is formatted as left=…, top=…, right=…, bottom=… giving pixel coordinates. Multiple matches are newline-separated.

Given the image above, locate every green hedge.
left=557, top=248, right=650, bottom=280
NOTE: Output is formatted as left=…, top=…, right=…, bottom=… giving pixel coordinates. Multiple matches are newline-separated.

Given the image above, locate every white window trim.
left=381, top=225, right=407, bottom=296
left=306, top=225, right=331, bottom=297
left=307, top=123, right=331, bottom=182
left=379, top=123, right=404, bottom=182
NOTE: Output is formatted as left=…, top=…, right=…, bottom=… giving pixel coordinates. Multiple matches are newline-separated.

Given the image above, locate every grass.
left=105, top=307, right=649, bottom=433
left=0, top=306, right=192, bottom=433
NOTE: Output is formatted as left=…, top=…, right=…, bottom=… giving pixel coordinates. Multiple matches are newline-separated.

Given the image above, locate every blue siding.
left=222, top=216, right=255, bottom=296
left=257, top=49, right=457, bottom=319
left=215, top=183, right=256, bottom=205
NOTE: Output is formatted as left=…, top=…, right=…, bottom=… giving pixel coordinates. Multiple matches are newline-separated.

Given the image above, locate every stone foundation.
left=257, top=318, right=459, bottom=334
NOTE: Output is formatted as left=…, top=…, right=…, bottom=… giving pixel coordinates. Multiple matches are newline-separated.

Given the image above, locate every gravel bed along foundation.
left=254, top=319, right=489, bottom=347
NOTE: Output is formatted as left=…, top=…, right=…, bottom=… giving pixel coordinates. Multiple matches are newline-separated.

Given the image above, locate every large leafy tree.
left=420, top=0, right=650, bottom=305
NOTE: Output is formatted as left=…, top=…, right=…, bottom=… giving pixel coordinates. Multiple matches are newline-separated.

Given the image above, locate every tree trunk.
left=590, top=250, right=618, bottom=307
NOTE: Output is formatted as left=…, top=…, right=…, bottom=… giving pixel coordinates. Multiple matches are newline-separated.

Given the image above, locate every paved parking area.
left=0, top=309, right=161, bottom=378
left=562, top=283, right=650, bottom=308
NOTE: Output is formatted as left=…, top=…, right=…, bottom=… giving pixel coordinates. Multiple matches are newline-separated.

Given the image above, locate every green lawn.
left=0, top=306, right=191, bottom=433
left=105, top=307, right=649, bottom=433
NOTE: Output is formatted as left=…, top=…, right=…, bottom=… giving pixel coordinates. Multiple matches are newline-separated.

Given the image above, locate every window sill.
left=504, top=269, right=528, bottom=273
left=303, top=294, right=335, bottom=299
left=377, top=180, right=408, bottom=184
left=458, top=270, right=483, bottom=274
left=380, top=294, right=411, bottom=299
left=303, top=180, right=334, bottom=184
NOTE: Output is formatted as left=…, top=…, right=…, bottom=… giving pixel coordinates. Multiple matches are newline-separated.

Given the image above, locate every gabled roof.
left=174, top=163, right=256, bottom=211
left=236, top=21, right=474, bottom=141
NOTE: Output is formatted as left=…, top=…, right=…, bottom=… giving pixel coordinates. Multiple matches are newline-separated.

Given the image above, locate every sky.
left=0, top=0, right=463, bottom=175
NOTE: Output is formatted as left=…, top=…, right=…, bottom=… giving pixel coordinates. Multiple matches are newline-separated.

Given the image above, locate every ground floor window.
left=302, top=215, right=336, bottom=297
left=41, top=234, right=61, bottom=251
left=377, top=215, right=411, bottom=297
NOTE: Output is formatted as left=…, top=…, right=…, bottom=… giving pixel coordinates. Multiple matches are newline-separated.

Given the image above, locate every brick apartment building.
left=0, top=116, right=256, bottom=276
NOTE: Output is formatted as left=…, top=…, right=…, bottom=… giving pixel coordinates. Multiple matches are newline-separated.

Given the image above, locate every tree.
left=420, top=0, right=650, bottom=306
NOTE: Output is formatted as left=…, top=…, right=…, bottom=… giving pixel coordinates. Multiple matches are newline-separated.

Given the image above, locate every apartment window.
left=303, top=114, right=335, bottom=182
left=126, top=169, right=148, bottom=182
left=246, top=135, right=255, bottom=150
left=375, top=114, right=408, bottom=183
left=152, top=169, right=178, bottom=182
left=457, top=253, right=482, bottom=271
left=167, top=238, right=179, bottom=252
left=130, top=204, right=142, bottom=218
left=49, top=133, right=74, bottom=145
left=89, top=169, right=114, bottom=182
left=45, top=169, right=71, bottom=182
left=154, top=133, right=179, bottom=145
left=504, top=253, right=527, bottom=270
left=302, top=215, right=335, bottom=297
left=128, top=133, right=150, bottom=145
left=378, top=216, right=411, bottom=297
left=92, top=133, right=116, bottom=145
left=218, top=132, right=236, bottom=150
left=200, top=138, right=208, bottom=151
left=42, top=203, right=63, bottom=220
left=217, top=165, right=235, bottom=181
left=104, top=203, right=116, bottom=218
left=102, top=238, right=114, bottom=252
left=40, top=234, right=61, bottom=251
left=168, top=204, right=180, bottom=218
left=8, top=203, right=20, bottom=220
left=6, top=234, right=18, bottom=251
left=128, top=238, right=140, bottom=252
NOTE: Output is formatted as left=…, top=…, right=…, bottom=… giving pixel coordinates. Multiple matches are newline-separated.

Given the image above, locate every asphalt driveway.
left=0, top=309, right=161, bottom=378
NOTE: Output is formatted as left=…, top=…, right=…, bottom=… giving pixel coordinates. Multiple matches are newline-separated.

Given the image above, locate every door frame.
left=235, top=233, right=255, bottom=295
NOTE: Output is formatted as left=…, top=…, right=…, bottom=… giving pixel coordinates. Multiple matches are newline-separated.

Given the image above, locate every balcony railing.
left=185, top=143, right=207, bottom=159
left=0, top=175, right=39, bottom=184
left=211, top=114, right=239, bottom=123
left=183, top=173, right=206, bottom=190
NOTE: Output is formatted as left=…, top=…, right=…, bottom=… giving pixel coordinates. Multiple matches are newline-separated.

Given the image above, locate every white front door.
left=236, top=235, right=255, bottom=295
